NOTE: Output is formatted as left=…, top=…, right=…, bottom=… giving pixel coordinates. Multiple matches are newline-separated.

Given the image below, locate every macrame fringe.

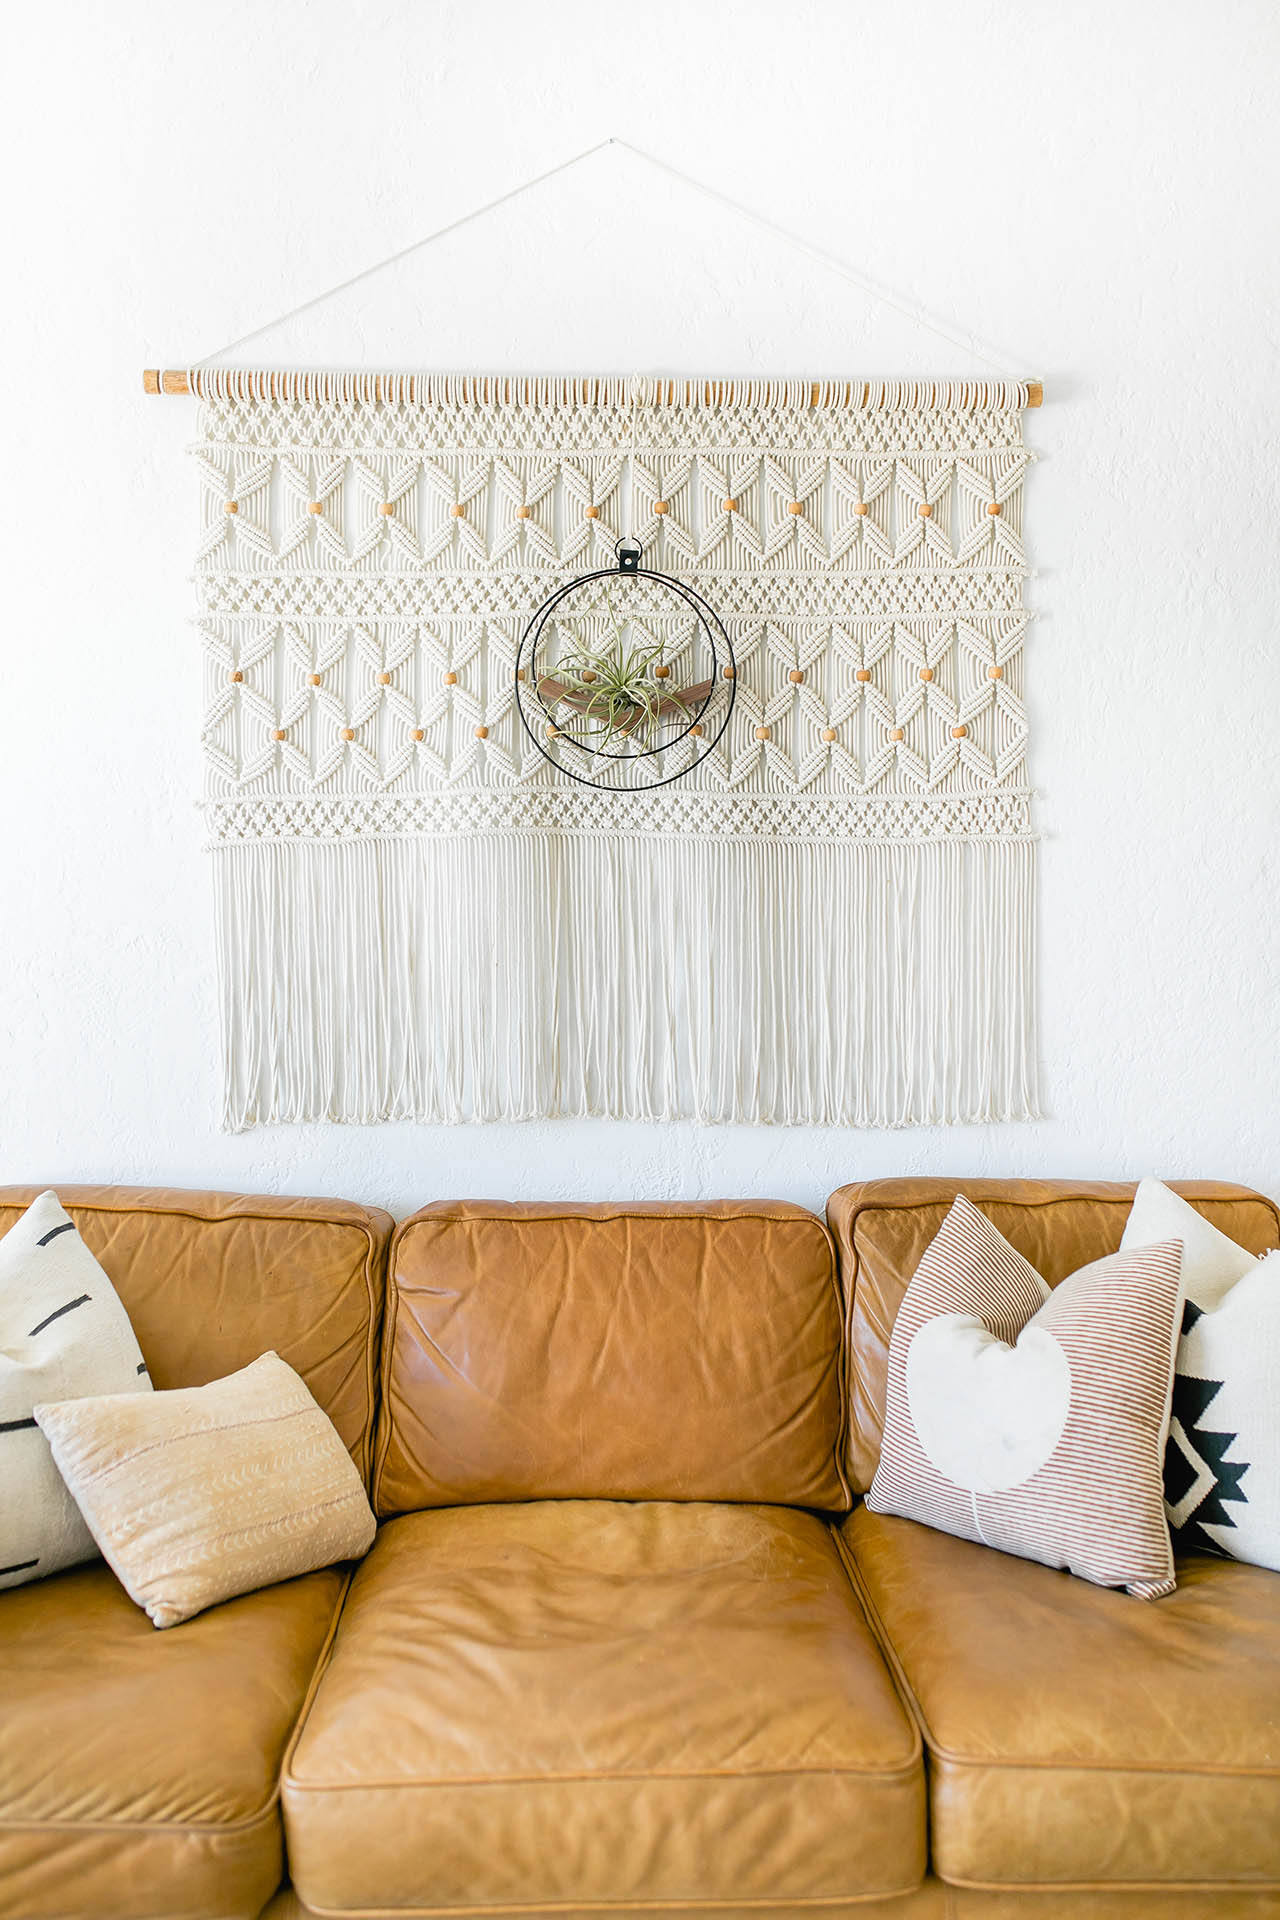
left=214, top=836, right=1039, bottom=1130
left=185, top=369, right=1030, bottom=413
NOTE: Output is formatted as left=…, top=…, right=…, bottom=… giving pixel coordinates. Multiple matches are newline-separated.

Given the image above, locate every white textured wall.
left=2, top=0, right=1278, bottom=1217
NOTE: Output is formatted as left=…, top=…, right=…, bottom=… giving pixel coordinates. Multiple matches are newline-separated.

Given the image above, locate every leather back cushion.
left=0, top=1187, right=392, bottom=1481
left=828, top=1178, right=1280, bottom=1493
left=374, top=1201, right=848, bottom=1514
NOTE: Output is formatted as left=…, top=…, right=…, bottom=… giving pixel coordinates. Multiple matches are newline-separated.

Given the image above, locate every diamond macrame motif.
left=194, top=396, right=1033, bottom=841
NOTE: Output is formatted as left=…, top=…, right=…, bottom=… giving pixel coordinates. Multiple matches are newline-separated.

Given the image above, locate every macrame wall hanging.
left=150, top=141, right=1042, bottom=1130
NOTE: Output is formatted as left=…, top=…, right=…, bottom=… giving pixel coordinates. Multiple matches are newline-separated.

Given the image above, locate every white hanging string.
left=192, top=136, right=1031, bottom=379
left=625, top=374, right=642, bottom=544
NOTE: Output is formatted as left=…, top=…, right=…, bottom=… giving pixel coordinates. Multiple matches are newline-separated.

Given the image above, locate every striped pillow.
left=866, top=1196, right=1185, bottom=1598
left=1, top=1191, right=151, bottom=1590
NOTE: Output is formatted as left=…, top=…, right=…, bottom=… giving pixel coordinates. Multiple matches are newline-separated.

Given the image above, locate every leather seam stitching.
left=833, top=1526, right=932, bottom=1757
left=284, top=1758, right=926, bottom=1792
left=815, top=1214, right=852, bottom=1510
left=281, top=1564, right=361, bottom=1808
left=396, top=1206, right=825, bottom=1226
left=931, top=1752, right=1280, bottom=1779
left=286, top=1888, right=929, bottom=1917
left=0, top=1800, right=281, bottom=1839
left=828, top=1525, right=926, bottom=1778
left=0, top=1196, right=392, bottom=1230
left=938, top=1870, right=1280, bottom=1892
left=357, top=1218, right=384, bottom=1487
left=371, top=1236, right=401, bottom=1510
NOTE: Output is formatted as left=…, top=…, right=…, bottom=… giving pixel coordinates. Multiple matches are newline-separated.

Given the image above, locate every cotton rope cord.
left=188, top=137, right=1034, bottom=384
left=193, top=371, right=1039, bottom=1128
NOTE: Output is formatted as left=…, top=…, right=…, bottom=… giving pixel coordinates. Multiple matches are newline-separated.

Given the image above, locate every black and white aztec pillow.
left=1123, top=1180, right=1280, bottom=1574
left=0, top=1191, right=152, bottom=1589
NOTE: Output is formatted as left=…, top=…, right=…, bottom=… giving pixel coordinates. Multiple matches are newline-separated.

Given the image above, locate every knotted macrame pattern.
left=193, top=373, right=1038, bottom=1128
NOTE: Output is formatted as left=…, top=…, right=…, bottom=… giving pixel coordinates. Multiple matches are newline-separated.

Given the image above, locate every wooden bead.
left=821, top=727, right=837, bottom=742
left=986, top=501, right=1003, bottom=516
left=855, top=668, right=872, bottom=683
left=516, top=669, right=527, bottom=682
left=546, top=723, right=560, bottom=738
left=309, top=672, right=322, bottom=686
left=377, top=671, right=392, bottom=685
left=723, top=665, right=735, bottom=679
left=654, top=664, right=671, bottom=679
left=412, top=728, right=425, bottom=742
left=580, top=670, right=597, bottom=683
left=951, top=725, right=968, bottom=739
left=853, top=501, right=870, bottom=516
left=919, top=667, right=934, bottom=683
left=474, top=725, right=489, bottom=739
left=517, top=505, right=533, bottom=519
left=444, top=671, right=457, bottom=686
left=452, top=503, right=467, bottom=518
left=918, top=502, right=933, bottom=518
left=755, top=725, right=771, bottom=741
left=272, top=727, right=286, bottom=741
left=341, top=727, right=355, bottom=741
left=307, top=501, right=324, bottom=515
left=789, top=669, right=804, bottom=684
left=585, top=505, right=600, bottom=519
left=987, top=665, right=1004, bottom=681
left=689, top=723, right=705, bottom=737
left=723, top=497, right=738, bottom=512
left=230, top=669, right=244, bottom=683
left=224, top=500, right=238, bottom=515
left=378, top=501, right=395, bottom=516
left=653, top=500, right=669, bottom=515
left=787, top=500, right=804, bottom=515
left=889, top=727, right=905, bottom=742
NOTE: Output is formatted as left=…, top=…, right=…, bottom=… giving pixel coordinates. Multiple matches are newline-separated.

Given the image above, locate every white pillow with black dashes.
left=1, top=1191, right=152, bottom=1589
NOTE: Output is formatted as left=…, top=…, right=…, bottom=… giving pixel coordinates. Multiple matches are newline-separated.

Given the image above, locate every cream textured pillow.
left=1122, top=1179, right=1280, bottom=1571
left=867, top=1195, right=1185, bottom=1598
left=1, top=1190, right=151, bottom=1590
left=35, top=1352, right=376, bottom=1627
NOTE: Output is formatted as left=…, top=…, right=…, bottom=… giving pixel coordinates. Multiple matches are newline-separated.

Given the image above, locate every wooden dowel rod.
left=142, top=369, right=1043, bottom=407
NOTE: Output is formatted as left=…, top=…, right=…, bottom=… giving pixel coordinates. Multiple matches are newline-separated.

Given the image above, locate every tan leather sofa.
left=2, top=1181, right=1278, bottom=1920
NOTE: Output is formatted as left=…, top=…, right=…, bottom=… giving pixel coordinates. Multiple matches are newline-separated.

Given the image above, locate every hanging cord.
left=193, top=139, right=616, bottom=366
left=612, top=141, right=1022, bottom=380
left=624, top=374, right=642, bottom=546
left=191, top=137, right=1030, bottom=380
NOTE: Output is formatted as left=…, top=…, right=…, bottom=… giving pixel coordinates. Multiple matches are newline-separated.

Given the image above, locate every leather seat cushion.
left=0, top=1561, right=345, bottom=1920
left=843, top=1505, right=1280, bottom=1891
left=284, top=1501, right=925, bottom=1913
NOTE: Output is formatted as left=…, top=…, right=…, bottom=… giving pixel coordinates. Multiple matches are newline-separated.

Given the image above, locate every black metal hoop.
left=515, top=546, right=736, bottom=790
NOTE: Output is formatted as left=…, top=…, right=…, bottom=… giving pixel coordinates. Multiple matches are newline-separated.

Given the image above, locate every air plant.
left=538, top=590, right=711, bottom=749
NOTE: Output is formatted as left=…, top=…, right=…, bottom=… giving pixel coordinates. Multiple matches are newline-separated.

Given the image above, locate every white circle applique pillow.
left=905, top=1312, right=1072, bottom=1494
left=867, top=1194, right=1186, bottom=1597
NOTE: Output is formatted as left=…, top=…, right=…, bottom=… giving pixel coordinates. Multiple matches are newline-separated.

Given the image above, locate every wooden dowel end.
left=143, top=369, right=191, bottom=394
